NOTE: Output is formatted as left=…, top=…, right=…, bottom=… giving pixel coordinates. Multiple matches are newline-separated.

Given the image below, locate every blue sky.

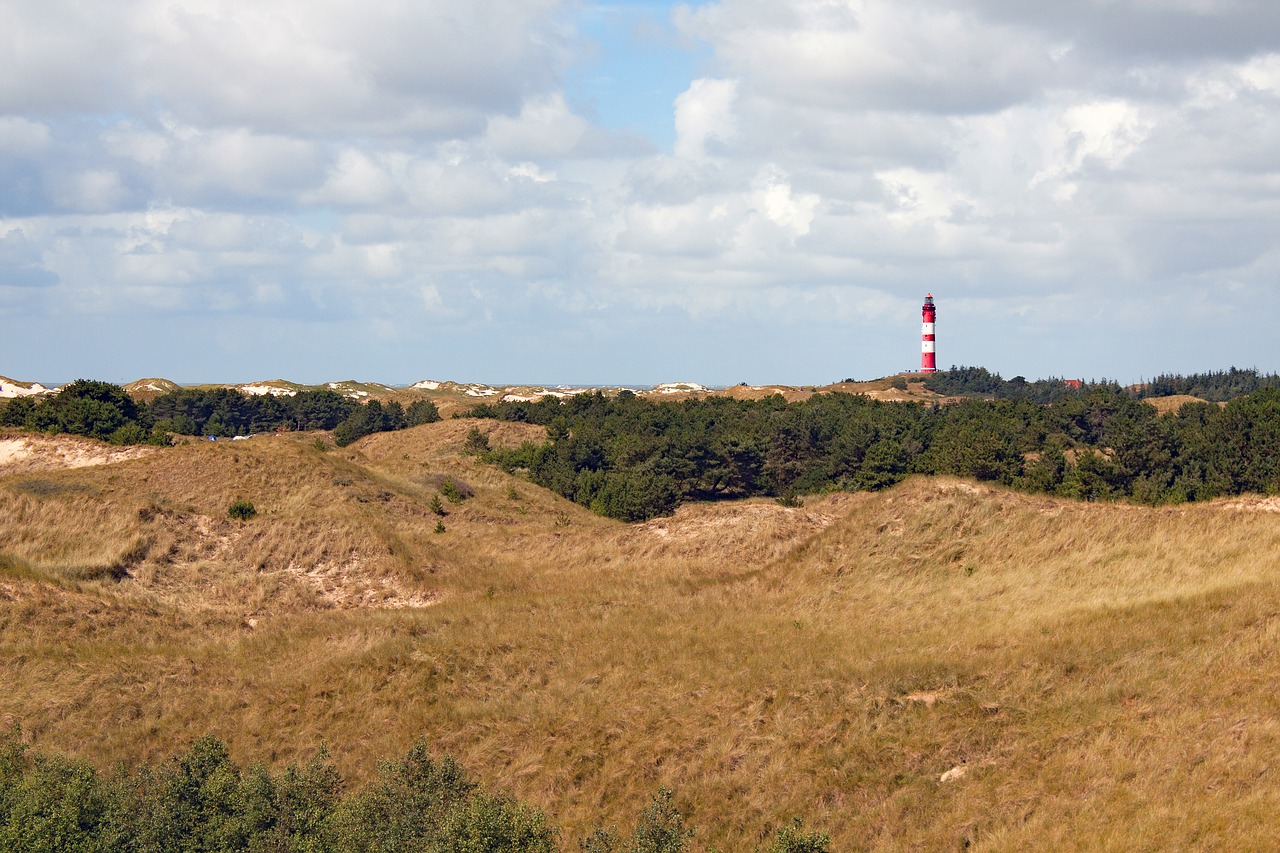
left=567, top=1, right=710, bottom=149
left=4, top=0, right=1280, bottom=387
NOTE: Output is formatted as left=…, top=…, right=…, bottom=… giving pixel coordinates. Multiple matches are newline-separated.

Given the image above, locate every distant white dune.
left=0, top=379, right=49, bottom=398
left=651, top=382, right=710, bottom=394
left=240, top=384, right=298, bottom=397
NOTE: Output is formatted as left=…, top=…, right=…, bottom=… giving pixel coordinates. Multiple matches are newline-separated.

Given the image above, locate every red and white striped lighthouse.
left=921, top=293, right=937, bottom=373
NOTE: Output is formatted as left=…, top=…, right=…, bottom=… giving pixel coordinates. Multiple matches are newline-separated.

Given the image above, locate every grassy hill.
left=4, top=423, right=1280, bottom=848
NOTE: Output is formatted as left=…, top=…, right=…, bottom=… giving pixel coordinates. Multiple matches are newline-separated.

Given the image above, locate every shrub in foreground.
left=0, top=730, right=828, bottom=852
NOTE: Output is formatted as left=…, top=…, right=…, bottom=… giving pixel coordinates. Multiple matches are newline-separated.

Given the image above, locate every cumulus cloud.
left=0, top=227, right=58, bottom=289
left=674, top=78, right=738, bottom=159
left=5, top=0, right=1280, bottom=383
left=0, top=0, right=573, bottom=136
left=0, top=117, right=51, bottom=155
left=678, top=0, right=1056, bottom=114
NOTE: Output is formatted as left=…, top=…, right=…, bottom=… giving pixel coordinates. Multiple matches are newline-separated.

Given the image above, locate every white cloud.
left=750, top=167, right=819, bottom=236
left=0, top=0, right=572, bottom=137
left=1029, top=100, right=1154, bottom=191
left=0, top=116, right=51, bottom=155
left=50, top=170, right=129, bottom=213
left=306, top=149, right=403, bottom=208
left=1239, top=52, right=1280, bottom=93
left=486, top=93, right=590, bottom=159
left=674, top=78, right=738, bottom=159
left=169, top=129, right=326, bottom=200
left=680, top=0, right=1054, bottom=114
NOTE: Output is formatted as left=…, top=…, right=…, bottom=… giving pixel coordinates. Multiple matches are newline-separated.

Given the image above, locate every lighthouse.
left=921, top=293, right=937, bottom=373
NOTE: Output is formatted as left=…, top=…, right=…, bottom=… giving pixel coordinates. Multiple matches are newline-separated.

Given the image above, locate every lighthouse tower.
left=921, top=293, right=937, bottom=373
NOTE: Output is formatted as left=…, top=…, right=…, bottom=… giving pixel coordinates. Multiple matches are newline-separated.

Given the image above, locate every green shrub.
left=769, top=818, right=831, bottom=853
left=626, top=788, right=691, bottom=853
left=1, top=734, right=836, bottom=853
left=588, top=472, right=678, bottom=522
left=330, top=738, right=557, bottom=852
left=440, top=478, right=466, bottom=503
left=462, top=427, right=491, bottom=455
left=0, top=752, right=114, bottom=853
left=406, top=399, right=441, bottom=426
left=228, top=500, right=257, bottom=521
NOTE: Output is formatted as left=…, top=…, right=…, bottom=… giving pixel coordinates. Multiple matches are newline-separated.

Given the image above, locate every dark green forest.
left=0, top=383, right=439, bottom=448
left=471, top=383, right=1280, bottom=519
left=0, top=731, right=826, bottom=853
left=923, top=364, right=1280, bottom=403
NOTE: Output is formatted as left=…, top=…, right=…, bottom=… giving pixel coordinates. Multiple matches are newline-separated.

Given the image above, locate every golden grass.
left=1142, top=394, right=1219, bottom=414
left=6, top=424, right=1280, bottom=848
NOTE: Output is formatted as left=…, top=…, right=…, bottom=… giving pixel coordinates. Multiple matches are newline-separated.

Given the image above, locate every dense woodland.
left=0, top=731, right=828, bottom=852
left=0, top=382, right=439, bottom=447
left=924, top=364, right=1280, bottom=403
left=472, top=382, right=1280, bottom=519
left=9, top=370, right=1280, bottom=521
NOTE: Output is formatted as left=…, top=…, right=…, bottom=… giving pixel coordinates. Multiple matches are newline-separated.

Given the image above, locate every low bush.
left=2, top=733, right=803, bottom=851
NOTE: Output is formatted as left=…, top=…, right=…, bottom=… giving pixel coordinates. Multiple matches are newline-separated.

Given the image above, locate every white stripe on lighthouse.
left=922, top=322, right=935, bottom=335
left=922, top=341, right=935, bottom=353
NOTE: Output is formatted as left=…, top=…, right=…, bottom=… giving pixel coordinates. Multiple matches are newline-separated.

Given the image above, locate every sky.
left=4, top=0, right=1280, bottom=386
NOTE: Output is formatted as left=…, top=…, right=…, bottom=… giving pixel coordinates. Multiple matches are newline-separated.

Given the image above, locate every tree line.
left=11, top=371, right=1280, bottom=521
left=923, top=364, right=1280, bottom=403
left=0, top=382, right=439, bottom=447
left=470, top=384, right=1280, bottom=520
left=0, top=730, right=828, bottom=852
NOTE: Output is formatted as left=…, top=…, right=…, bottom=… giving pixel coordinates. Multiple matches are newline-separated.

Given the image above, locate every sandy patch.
left=0, top=435, right=154, bottom=473
left=651, top=382, right=711, bottom=394
left=615, top=497, right=848, bottom=565
left=280, top=557, right=437, bottom=609
left=1217, top=496, right=1280, bottom=513
left=240, top=384, right=298, bottom=397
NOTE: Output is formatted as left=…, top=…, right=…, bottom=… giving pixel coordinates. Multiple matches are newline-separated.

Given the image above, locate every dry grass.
left=5, top=424, right=1280, bottom=849
left=1143, top=394, right=1218, bottom=414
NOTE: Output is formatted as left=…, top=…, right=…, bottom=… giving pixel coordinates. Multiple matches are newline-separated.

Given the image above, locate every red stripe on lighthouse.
left=921, top=293, right=937, bottom=373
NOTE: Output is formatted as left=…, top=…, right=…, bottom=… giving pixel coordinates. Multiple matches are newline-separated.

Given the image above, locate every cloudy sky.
left=4, top=0, right=1280, bottom=386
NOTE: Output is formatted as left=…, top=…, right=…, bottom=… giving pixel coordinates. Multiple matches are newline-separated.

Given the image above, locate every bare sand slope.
left=0, top=434, right=154, bottom=474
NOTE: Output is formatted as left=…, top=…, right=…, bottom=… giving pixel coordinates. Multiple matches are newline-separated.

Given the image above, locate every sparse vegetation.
left=227, top=499, right=257, bottom=521
left=462, top=426, right=491, bottom=455
left=13, top=376, right=1280, bottom=848
left=439, top=477, right=469, bottom=503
